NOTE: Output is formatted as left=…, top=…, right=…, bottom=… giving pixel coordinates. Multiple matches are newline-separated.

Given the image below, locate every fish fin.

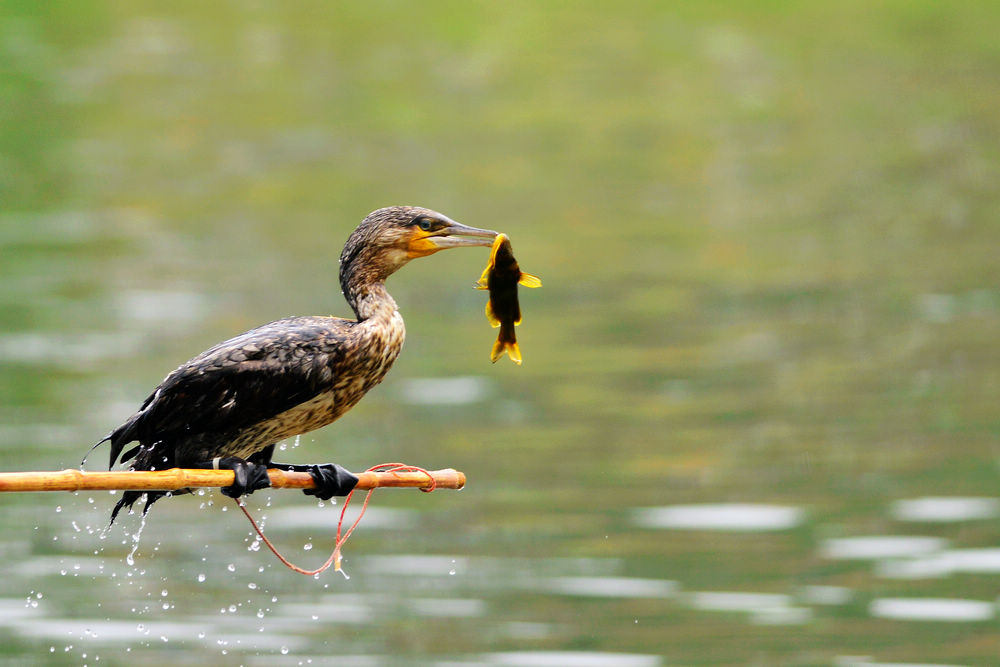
left=490, top=337, right=504, bottom=363
left=485, top=300, right=501, bottom=328
left=474, top=265, right=490, bottom=289
left=518, top=272, right=542, bottom=288
left=491, top=337, right=522, bottom=365
left=506, top=341, right=522, bottom=365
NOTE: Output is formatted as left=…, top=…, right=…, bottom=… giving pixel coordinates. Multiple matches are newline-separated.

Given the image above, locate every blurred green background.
left=2, top=1, right=999, bottom=665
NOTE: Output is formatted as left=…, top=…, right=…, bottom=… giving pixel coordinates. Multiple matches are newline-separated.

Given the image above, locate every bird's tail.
left=107, top=441, right=177, bottom=525
left=110, top=490, right=167, bottom=525
left=491, top=324, right=522, bottom=365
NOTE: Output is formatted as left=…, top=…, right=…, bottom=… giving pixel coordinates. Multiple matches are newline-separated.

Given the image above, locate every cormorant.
left=90, top=206, right=497, bottom=523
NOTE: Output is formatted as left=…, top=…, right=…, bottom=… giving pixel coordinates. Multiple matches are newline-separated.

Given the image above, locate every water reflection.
left=483, top=652, right=662, bottom=667
left=890, top=496, right=1000, bottom=522
left=820, top=536, right=948, bottom=560
left=540, top=576, right=677, bottom=598
left=835, top=658, right=969, bottom=667
left=799, top=585, right=853, bottom=606
left=869, top=598, right=995, bottom=622
left=397, top=376, right=492, bottom=406
left=876, top=547, right=1000, bottom=579
left=4, top=2, right=1000, bottom=664
left=0, top=332, right=140, bottom=369
left=632, top=503, right=804, bottom=531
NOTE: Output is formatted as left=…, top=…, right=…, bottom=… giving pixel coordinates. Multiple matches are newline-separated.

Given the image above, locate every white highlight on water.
left=820, top=536, right=947, bottom=560
left=632, top=503, right=804, bottom=531
left=890, top=496, right=1000, bottom=522
left=869, top=597, right=995, bottom=622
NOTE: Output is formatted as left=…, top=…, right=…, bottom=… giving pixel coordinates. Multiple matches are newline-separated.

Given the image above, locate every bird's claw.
left=205, top=457, right=272, bottom=498
left=304, top=463, right=359, bottom=500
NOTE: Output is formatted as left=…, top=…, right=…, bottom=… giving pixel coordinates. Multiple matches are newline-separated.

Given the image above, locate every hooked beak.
left=424, top=218, right=499, bottom=250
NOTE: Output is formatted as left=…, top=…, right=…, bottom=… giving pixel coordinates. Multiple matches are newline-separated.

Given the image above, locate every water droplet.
left=55, top=506, right=62, bottom=513
left=303, top=542, right=313, bottom=551
left=280, top=646, right=289, bottom=655
left=227, top=563, right=236, bottom=572
left=248, top=582, right=257, bottom=590
left=197, top=573, right=206, bottom=583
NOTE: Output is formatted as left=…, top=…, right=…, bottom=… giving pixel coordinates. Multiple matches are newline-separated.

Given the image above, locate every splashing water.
left=125, top=511, right=148, bottom=566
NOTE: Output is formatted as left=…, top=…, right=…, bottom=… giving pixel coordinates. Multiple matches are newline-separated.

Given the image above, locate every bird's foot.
left=199, top=456, right=272, bottom=498
left=304, top=463, right=359, bottom=500
left=268, top=461, right=358, bottom=500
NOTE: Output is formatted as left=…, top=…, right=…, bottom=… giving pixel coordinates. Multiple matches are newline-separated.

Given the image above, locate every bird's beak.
left=408, top=217, right=499, bottom=258
left=425, top=219, right=499, bottom=250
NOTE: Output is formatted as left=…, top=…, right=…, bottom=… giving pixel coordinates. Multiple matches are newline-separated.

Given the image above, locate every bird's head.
left=340, top=206, right=498, bottom=283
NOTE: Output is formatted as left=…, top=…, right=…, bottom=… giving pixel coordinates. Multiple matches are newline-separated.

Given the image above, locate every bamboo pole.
left=0, top=467, right=465, bottom=494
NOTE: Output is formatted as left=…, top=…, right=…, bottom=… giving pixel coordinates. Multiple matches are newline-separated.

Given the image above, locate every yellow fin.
left=506, top=341, right=522, bottom=365
left=475, top=265, right=490, bottom=290
left=518, top=272, right=542, bottom=288
left=485, top=300, right=501, bottom=327
left=491, top=338, right=522, bottom=365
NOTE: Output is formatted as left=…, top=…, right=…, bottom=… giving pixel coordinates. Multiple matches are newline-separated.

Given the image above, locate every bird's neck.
left=345, top=280, right=399, bottom=322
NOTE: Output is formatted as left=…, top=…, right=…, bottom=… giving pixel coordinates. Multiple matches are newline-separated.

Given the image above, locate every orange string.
left=235, top=462, right=438, bottom=576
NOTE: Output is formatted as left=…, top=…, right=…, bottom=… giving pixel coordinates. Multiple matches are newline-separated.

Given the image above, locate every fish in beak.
left=475, top=233, right=541, bottom=364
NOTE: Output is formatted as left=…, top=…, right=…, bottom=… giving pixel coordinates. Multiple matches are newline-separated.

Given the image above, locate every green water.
left=2, top=2, right=999, bottom=665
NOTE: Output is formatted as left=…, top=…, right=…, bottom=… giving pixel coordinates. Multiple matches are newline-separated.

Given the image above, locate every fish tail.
left=491, top=326, right=522, bottom=365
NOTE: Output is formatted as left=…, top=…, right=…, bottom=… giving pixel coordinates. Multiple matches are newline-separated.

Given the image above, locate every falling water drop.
left=125, top=513, right=148, bottom=566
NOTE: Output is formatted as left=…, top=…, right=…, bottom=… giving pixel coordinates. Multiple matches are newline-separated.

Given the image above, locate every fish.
left=475, top=233, right=541, bottom=364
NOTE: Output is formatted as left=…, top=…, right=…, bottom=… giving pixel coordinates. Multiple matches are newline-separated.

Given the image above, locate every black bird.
left=89, top=206, right=497, bottom=523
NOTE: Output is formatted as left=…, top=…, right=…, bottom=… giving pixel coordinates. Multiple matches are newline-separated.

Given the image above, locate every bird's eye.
left=417, top=217, right=433, bottom=231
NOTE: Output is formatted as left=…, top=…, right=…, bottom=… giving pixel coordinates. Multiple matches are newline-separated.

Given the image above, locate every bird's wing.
left=106, top=317, right=349, bottom=466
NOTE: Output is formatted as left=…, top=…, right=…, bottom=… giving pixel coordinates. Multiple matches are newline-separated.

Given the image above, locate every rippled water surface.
left=2, top=3, right=1000, bottom=666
